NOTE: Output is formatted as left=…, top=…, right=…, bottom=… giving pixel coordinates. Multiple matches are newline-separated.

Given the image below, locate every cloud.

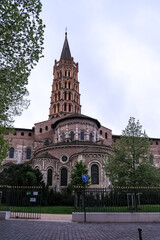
left=14, top=0, right=160, bottom=138
left=82, top=10, right=160, bottom=136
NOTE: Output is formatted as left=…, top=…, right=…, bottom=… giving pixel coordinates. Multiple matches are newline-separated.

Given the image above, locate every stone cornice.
left=34, top=141, right=112, bottom=156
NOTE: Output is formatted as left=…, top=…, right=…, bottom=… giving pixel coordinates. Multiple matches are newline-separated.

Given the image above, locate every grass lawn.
left=40, top=206, right=74, bottom=214
left=78, top=205, right=160, bottom=213
left=0, top=205, right=74, bottom=214
left=1, top=205, right=160, bottom=214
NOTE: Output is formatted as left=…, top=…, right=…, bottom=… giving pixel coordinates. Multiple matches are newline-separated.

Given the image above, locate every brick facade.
left=2, top=33, right=160, bottom=190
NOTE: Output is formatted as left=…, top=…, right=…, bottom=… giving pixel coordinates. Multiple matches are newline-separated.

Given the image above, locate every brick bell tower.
left=49, top=32, right=81, bottom=119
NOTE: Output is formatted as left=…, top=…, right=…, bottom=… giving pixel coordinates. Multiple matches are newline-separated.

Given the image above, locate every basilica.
left=3, top=33, right=160, bottom=190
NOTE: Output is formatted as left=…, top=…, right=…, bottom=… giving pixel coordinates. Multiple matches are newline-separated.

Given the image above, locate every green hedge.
left=41, top=187, right=74, bottom=206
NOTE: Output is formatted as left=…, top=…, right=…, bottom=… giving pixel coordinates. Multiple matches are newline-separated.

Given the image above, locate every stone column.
left=17, top=145, right=23, bottom=164
left=65, top=124, right=69, bottom=138
left=58, top=128, right=61, bottom=142
left=94, top=127, right=96, bottom=142
left=86, top=124, right=89, bottom=141
left=75, top=123, right=79, bottom=140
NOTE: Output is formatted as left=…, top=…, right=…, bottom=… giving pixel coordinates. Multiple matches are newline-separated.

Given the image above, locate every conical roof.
left=60, top=32, right=72, bottom=60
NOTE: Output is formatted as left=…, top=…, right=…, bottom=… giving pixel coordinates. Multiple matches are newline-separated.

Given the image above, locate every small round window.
left=62, top=155, right=68, bottom=162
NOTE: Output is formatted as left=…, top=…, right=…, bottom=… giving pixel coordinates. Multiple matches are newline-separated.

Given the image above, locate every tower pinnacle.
left=65, top=27, right=67, bottom=35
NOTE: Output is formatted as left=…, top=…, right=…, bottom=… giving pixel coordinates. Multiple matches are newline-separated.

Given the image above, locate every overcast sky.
left=14, top=0, right=160, bottom=138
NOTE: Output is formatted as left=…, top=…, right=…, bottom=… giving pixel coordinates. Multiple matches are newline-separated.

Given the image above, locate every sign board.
left=33, top=192, right=38, bottom=196
left=82, top=174, right=88, bottom=182
left=30, top=198, right=36, bottom=202
left=26, top=191, right=31, bottom=195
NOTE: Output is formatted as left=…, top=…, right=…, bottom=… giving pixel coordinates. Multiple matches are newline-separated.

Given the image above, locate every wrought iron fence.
left=0, top=185, right=42, bottom=219
left=74, top=186, right=160, bottom=213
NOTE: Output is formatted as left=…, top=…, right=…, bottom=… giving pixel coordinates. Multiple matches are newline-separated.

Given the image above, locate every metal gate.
left=0, top=185, right=42, bottom=219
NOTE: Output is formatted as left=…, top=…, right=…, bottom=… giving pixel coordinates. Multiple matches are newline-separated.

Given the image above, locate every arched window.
left=9, top=147, right=14, bottom=158
left=65, top=82, right=67, bottom=88
left=55, top=93, right=57, bottom=101
left=149, top=154, right=154, bottom=164
left=64, top=92, right=67, bottom=100
left=100, top=130, right=102, bottom=135
left=47, top=169, right=52, bottom=186
left=64, top=103, right=67, bottom=111
left=58, top=92, right=60, bottom=101
left=91, top=164, right=99, bottom=184
left=89, top=132, right=93, bottom=142
left=69, top=92, right=71, bottom=100
left=80, top=131, right=84, bottom=140
left=62, top=132, right=65, bottom=142
left=26, top=148, right=31, bottom=160
left=54, top=105, right=56, bottom=113
left=61, top=168, right=68, bottom=186
left=105, top=132, right=108, bottom=139
left=70, top=131, right=75, bottom=141
left=65, top=70, right=67, bottom=77
left=69, top=104, right=71, bottom=112
left=68, top=82, right=71, bottom=89
left=57, top=103, right=60, bottom=112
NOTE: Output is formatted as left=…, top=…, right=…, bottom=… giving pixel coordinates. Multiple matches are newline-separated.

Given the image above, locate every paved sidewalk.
left=0, top=219, right=160, bottom=240
left=41, top=214, right=72, bottom=221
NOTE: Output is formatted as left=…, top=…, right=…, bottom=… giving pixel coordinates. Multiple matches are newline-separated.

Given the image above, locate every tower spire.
left=60, top=31, right=72, bottom=60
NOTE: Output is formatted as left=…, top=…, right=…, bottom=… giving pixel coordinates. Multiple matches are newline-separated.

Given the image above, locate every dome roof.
left=51, top=113, right=101, bottom=129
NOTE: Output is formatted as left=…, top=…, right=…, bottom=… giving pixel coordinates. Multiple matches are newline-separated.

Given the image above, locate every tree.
left=0, top=0, right=45, bottom=125
left=0, top=0, right=45, bottom=164
left=0, top=163, right=44, bottom=186
left=104, top=117, right=160, bottom=187
left=0, top=127, right=10, bottom=166
left=69, top=160, right=90, bottom=189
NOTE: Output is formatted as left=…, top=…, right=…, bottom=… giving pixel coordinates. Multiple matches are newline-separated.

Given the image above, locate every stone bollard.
left=138, top=228, right=142, bottom=240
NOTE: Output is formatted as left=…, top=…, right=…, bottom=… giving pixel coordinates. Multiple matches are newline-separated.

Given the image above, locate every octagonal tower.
left=49, top=32, right=81, bottom=119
